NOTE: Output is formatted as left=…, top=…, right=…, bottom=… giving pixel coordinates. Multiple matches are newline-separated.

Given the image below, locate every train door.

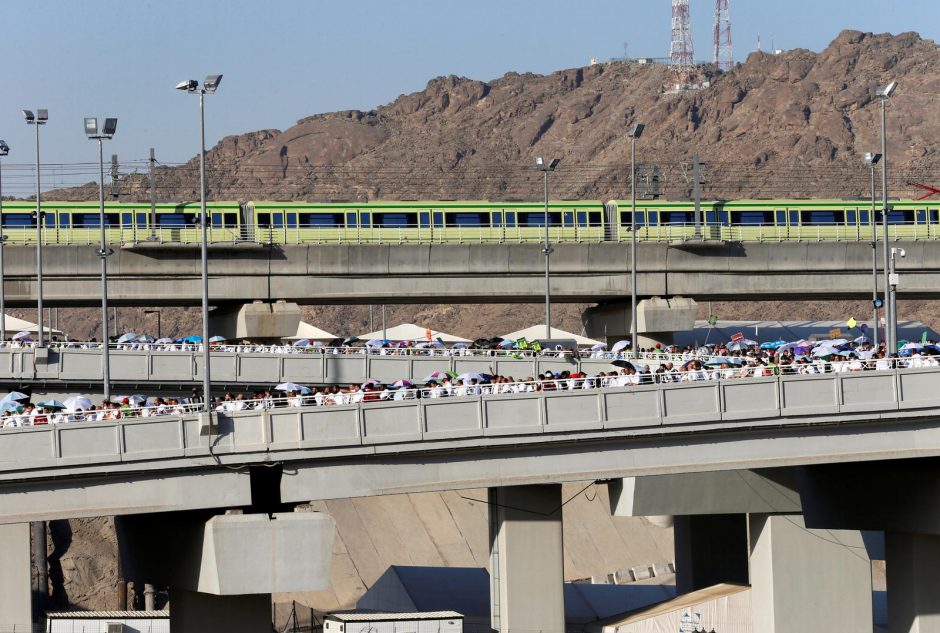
left=255, top=208, right=285, bottom=244
left=845, top=206, right=870, bottom=241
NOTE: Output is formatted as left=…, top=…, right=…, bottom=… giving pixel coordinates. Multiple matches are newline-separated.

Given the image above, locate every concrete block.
left=0, top=523, right=31, bottom=630
left=636, top=296, right=697, bottom=334
left=630, top=564, right=652, bottom=581
left=209, top=300, right=301, bottom=340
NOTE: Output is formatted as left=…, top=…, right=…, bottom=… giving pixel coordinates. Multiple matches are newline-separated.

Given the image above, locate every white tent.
left=356, top=323, right=470, bottom=343
left=286, top=321, right=339, bottom=341
left=499, top=325, right=601, bottom=347
left=0, top=314, right=63, bottom=337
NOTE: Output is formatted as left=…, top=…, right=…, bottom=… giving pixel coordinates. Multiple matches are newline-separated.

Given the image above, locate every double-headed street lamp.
left=864, top=152, right=882, bottom=348
left=85, top=116, right=118, bottom=402
left=876, top=81, right=897, bottom=355
left=22, top=109, right=48, bottom=347
left=628, top=123, right=645, bottom=358
left=535, top=157, right=560, bottom=340
left=177, top=74, right=222, bottom=411
left=0, top=140, right=8, bottom=342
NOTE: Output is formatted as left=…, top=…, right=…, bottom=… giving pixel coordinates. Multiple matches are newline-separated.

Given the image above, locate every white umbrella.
left=155, top=337, right=174, bottom=344
left=812, top=345, right=840, bottom=357
left=116, top=332, right=139, bottom=344
left=11, top=331, right=31, bottom=341
left=275, top=382, right=305, bottom=392
left=901, top=342, right=924, bottom=351
left=63, top=396, right=93, bottom=412
left=590, top=343, right=607, bottom=351
left=610, top=340, right=631, bottom=354
left=365, top=339, right=387, bottom=347
left=113, top=395, right=146, bottom=405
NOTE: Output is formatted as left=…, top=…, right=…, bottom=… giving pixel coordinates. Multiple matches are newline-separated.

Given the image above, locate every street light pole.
left=628, top=124, right=645, bottom=359
left=23, top=110, right=48, bottom=347
left=0, top=140, right=8, bottom=342
left=535, top=157, right=560, bottom=340
left=86, top=117, right=118, bottom=402
left=177, top=75, right=222, bottom=412
left=145, top=310, right=161, bottom=339
left=864, top=152, right=882, bottom=348
left=877, top=81, right=897, bottom=355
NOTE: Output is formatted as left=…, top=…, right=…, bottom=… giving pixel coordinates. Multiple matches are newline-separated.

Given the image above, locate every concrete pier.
left=886, top=532, right=940, bottom=633
left=0, top=523, right=32, bottom=630
left=489, top=484, right=565, bottom=633
left=170, top=590, right=271, bottom=633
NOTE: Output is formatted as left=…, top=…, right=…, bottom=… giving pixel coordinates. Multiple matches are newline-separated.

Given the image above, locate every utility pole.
left=692, top=154, right=703, bottom=237
left=149, top=148, right=157, bottom=237
left=110, top=155, right=120, bottom=198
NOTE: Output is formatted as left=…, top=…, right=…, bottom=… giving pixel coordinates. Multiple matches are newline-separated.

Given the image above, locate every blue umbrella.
left=0, top=401, right=22, bottom=412
left=293, top=339, right=312, bottom=347
left=184, top=335, right=202, bottom=344
left=116, top=332, right=139, bottom=344
left=2, top=391, right=28, bottom=402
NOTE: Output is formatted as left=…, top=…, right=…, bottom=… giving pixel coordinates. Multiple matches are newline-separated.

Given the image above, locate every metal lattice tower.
left=713, top=0, right=733, bottom=71
left=669, top=0, right=697, bottom=87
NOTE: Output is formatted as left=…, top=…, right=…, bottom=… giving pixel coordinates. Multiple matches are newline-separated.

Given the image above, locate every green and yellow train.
left=1, top=198, right=938, bottom=244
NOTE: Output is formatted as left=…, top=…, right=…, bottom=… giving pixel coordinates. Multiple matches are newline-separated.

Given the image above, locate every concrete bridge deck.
left=2, top=366, right=939, bottom=524
left=2, top=240, right=939, bottom=306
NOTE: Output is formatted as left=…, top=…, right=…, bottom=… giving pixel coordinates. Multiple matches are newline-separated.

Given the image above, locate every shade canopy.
left=499, top=325, right=601, bottom=347
left=356, top=323, right=470, bottom=344
left=286, top=321, right=339, bottom=341
left=0, top=314, right=63, bottom=336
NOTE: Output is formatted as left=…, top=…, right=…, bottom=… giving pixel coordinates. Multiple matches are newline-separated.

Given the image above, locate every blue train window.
left=298, top=213, right=343, bottom=226
left=492, top=212, right=503, bottom=226
left=930, top=210, right=939, bottom=223
left=775, top=210, right=787, bottom=224
left=136, top=213, right=148, bottom=226
left=452, top=212, right=488, bottom=226
left=359, top=214, right=370, bottom=227
left=505, top=212, right=516, bottom=226
left=419, top=212, right=430, bottom=226
left=345, top=212, right=358, bottom=227
left=800, top=210, right=842, bottom=224
left=373, top=212, right=414, bottom=227
left=736, top=211, right=773, bottom=224
left=3, top=214, right=34, bottom=227
left=122, top=213, right=132, bottom=226
left=519, top=212, right=561, bottom=226
left=619, top=211, right=646, bottom=226
left=433, top=212, right=444, bottom=227
left=660, top=211, right=694, bottom=225
left=562, top=211, right=574, bottom=225
left=285, top=213, right=297, bottom=228
left=915, top=209, right=927, bottom=223
left=846, top=210, right=857, bottom=224
left=211, top=213, right=223, bottom=227
left=271, top=214, right=284, bottom=227
left=58, top=214, right=70, bottom=227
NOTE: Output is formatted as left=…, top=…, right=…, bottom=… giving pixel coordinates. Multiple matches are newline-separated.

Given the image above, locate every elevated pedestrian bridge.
left=1, top=366, right=939, bottom=524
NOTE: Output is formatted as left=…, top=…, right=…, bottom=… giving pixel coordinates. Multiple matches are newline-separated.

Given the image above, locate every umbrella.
left=727, top=340, right=757, bottom=351
left=343, top=336, right=359, bottom=346
left=590, top=343, right=608, bottom=351
left=759, top=340, right=787, bottom=349
left=0, top=401, right=22, bottom=412
left=183, top=335, right=202, bottom=344
left=293, top=339, right=312, bottom=347
left=361, top=379, right=381, bottom=388
left=275, top=382, right=305, bottom=392
left=901, top=342, right=924, bottom=351
left=113, top=395, right=147, bottom=405
left=116, top=332, right=139, bottom=344
left=812, top=345, right=840, bottom=357
left=854, top=335, right=871, bottom=344
left=2, top=391, right=29, bottom=402
left=208, top=335, right=227, bottom=343
left=63, top=396, right=93, bottom=412
left=497, top=339, right=514, bottom=349
left=136, top=335, right=156, bottom=343
left=452, top=342, right=469, bottom=349
left=610, top=340, right=631, bottom=354
left=37, top=400, right=66, bottom=410
left=612, top=359, right=635, bottom=370
left=155, top=337, right=174, bottom=344
left=415, top=341, right=444, bottom=348
left=456, top=372, right=484, bottom=383
left=365, top=339, right=387, bottom=347
left=392, top=379, right=414, bottom=388
left=11, top=331, right=31, bottom=341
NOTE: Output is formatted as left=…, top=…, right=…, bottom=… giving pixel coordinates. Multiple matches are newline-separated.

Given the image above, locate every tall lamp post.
left=177, top=75, right=222, bottom=411
left=628, top=123, right=645, bottom=358
left=85, top=116, right=118, bottom=402
left=23, top=109, right=48, bottom=348
left=535, top=157, right=560, bottom=339
left=876, top=81, right=897, bottom=355
left=864, top=152, right=882, bottom=348
left=0, top=140, right=9, bottom=342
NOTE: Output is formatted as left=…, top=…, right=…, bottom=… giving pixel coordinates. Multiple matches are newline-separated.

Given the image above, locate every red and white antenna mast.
left=713, top=0, right=733, bottom=71
left=670, top=0, right=697, bottom=88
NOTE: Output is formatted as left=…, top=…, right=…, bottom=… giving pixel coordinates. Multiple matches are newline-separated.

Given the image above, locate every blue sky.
left=0, top=0, right=936, bottom=194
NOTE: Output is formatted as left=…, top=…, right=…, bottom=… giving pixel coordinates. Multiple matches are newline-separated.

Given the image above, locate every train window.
left=846, top=210, right=857, bottom=224
left=857, top=210, right=870, bottom=224
left=72, top=213, right=118, bottom=227
left=505, top=211, right=516, bottom=226
left=518, top=211, right=561, bottom=226
left=915, top=209, right=927, bottom=223
left=211, top=213, right=223, bottom=227
left=359, top=214, right=370, bottom=227
left=619, top=211, right=647, bottom=227
left=775, top=210, right=787, bottom=224
left=2, top=214, right=35, bottom=227
left=418, top=212, right=430, bottom=226
left=492, top=212, right=503, bottom=226
left=284, top=213, right=296, bottom=228
left=43, top=214, right=55, bottom=227
left=433, top=211, right=444, bottom=227
left=930, top=210, right=939, bottom=223
left=271, top=214, right=284, bottom=227
left=800, top=210, right=843, bottom=224
left=576, top=211, right=602, bottom=226
left=136, top=213, right=148, bottom=226
left=734, top=211, right=773, bottom=225
left=886, top=209, right=911, bottom=224
left=58, top=214, right=70, bottom=227
left=660, top=211, right=695, bottom=225
left=299, top=212, right=344, bottom=226
left=256, top=212, right=283, bottom=228
left=373, top=212, right=415, bottom=227
left=345, top=212, right=358, bottom=227
left=158, top=213, right=188, bottom=227
left=562, top=211, right=574, bottom=225
left=121, top=213, right=132, bottom=226
left=451, top=212, right=489, bottom=226
left=705, top=210, right=730, bottom=224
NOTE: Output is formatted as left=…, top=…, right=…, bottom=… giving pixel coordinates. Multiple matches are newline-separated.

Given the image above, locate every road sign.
left=731, top=332, right=744, bottom=342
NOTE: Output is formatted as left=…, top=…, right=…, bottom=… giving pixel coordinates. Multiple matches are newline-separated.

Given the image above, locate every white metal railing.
left=0, top=357, right=922, bottom=432
left=0, top=222, right=934, bottom=246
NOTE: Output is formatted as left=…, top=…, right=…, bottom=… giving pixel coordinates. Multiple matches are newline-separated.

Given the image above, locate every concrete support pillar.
left=674, top=514, right=749, bottom=594
left=208, top=300, right=301, bottom=341
left=489, top=484, right=564, bottom=633
left=749, top=514, right=872, bottom=633
left=886, top=532, right=940, bottom=633
left=582, top=297, right=696, bottom=348
left=170, top=590, right=271, bottom=633
left=0, top=523, right=33, bottom=630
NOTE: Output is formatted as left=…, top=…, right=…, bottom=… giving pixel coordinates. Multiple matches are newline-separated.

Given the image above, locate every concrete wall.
left=3, top=241, right=940, bottom=306
left=0, top=523, right=32, bottom=629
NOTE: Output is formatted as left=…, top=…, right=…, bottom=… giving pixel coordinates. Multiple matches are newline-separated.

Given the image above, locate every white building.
left=46, top=611, right=169, bottom=633
left=325, top=611, right=463, bottom=633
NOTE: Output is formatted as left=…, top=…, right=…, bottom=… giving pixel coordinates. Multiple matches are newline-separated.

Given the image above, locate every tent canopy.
left=1, top=314, right=63, bottom=337
left=286, top=321, right=339, bottom=341
left=356, top=323, right=470, bottom=343
left=499, top=325, right=601, bottom=347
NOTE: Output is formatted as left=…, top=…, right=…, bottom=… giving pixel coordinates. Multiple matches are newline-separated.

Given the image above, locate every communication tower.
left=713, top=0, right=733, bottom=71
left=669, top=0, right=698, bottom=89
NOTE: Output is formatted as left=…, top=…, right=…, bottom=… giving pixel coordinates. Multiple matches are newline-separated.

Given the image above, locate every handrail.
left=0, top=357, right=922, bottom=431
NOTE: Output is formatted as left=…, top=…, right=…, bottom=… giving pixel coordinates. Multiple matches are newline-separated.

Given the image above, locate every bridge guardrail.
left=1, top=367, right=937, bottom=478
